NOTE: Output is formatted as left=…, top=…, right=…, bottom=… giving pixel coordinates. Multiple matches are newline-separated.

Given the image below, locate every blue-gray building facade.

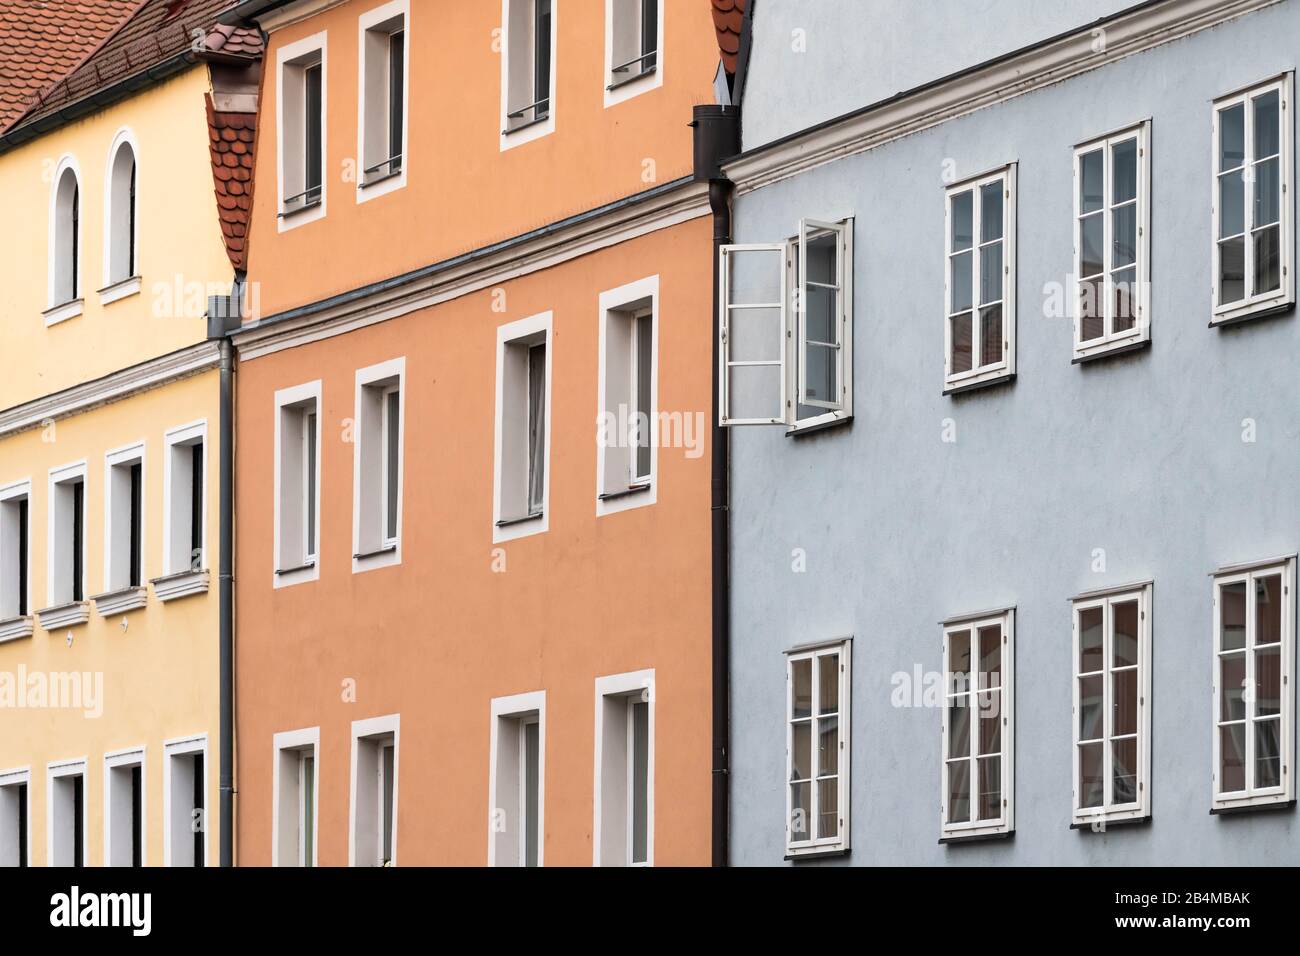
left=724, top=0, right=1299, bottom=864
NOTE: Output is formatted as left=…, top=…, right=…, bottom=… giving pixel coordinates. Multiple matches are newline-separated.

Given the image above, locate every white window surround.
left=272, top=726, right=320, bottom=867
left=0, top=479, right=33, bottom=641
left=153, top=419, right=209, bottom=602
left=593, top=668, right=655, bottom=866
left=1072, top=121, right=1151, bottom=361
left=163, top=734, right=208, bottom=867
left=352, top=358, right=404, bottom=573
left=276, top=31, right=328, bottom=233
left=499, top=0, right=558, bottom=151
left=47, top=758, right=88, bottom=867
left=718, top=218, right=854, bottom=432
left=274, top=380, right=322, bottom=588
left=1071, top=582, right=1152, bottom=828
left=1211, top=555, right=1296, bottom=812
left=103, top=746, right=145, bottom=867
left=100, top=127, right=141, bottom=305
left=785, top=638, right=852, bottom=858
left=1211, top=74, right=1295, bottom=326
left=96, top=440, right=147, bottom=614
left=45, top=154, right=83, bottom=326
left=492, top=312, right=552, bottom=543
left=0, top=767, right=32, bottom=867
left=603, top=0, right=663, bottom=108
left=943, top=164, right=1017, bottom=394
left=487, top=690, right=546, bottom=867
left=357, top=0, right=409, bottom=203
left=42, top=460, right=88, bottom=627
left=597, top=276, right=658, bottom=516
left=348, top=713, right=399, bottom=867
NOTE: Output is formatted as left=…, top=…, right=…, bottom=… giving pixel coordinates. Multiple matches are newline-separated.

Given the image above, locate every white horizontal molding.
left=0, top=341, right=220, bottom=439
left=0, top=616, right=33, bottom=643
left=97, top=275, right=142, bottom=307
left=36, top=601, right=90, bottom=630
left=255, top=0, right=348, bottom=32
left=725, top=0, right=1282, bottom=195
left=234, top=180, right=710, bottom=361
left=150, top=569, right=210, bottom=603
left=90, top=586, right=148, bottom=616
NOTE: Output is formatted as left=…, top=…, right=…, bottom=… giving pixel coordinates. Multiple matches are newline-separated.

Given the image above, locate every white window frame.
left=100, top=127, right=142, bottom=305
left=154, top=419, right=209, bottom=603
left=103, top=746, right=146, bottom=867
left=0, top=767, right=32, bottom=867
left=101, top=441, right=147, bottom=601
left=162, top=733, right=208, bottom=867
left=487, top=690, right=546, bottom=867
left=45, top=460, right=87, bottom=612
left=46, top=757, right=88, bottom=867
left=492, top=312, right=552, bottom=543
left=603, top=0, right=663, bottom=108
left=943, top=165, right=1016, bottom=394
left=276, top=31, right=328, bottom=232
left=1211, top=556, right=1296, bottom=812
left=597, top=275, right=658, bottom=516
left=593, top=668, right=654, bottom=866
left=940, top=609, right=1014, bottom=841
left=273, top=381, right=322, bottom=588
left=352, top=358, right=405, bottom=573
left=1211, top=74, right=1295, bottom=325
left=45, top=154, right=83, bottom=326
left=784, top=638, right=851, bottom=857
left=272, top=726, right=320, bottom=867
left=718, top=217, right=854, bottom=432
left=0, top=478, right=33, bottom=638
left=348, top=713, right=399, bottom=866
left=1071, top=583, right=1152, bottom=827
left=499, top=0, right=557, bottom=150
left=357, top=0, right=409, bottom=202
left=1072, top=121, right=1151, bottom=361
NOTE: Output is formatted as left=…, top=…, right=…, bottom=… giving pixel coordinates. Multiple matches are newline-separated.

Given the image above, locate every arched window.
left=50, top=163, right=81, bottom=307
left=105, top=134, right=138, bottom=286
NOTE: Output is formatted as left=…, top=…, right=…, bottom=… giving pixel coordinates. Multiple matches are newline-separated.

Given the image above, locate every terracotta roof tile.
left=0, top=0, right=139, bottom=132
left=206, top=93, right=256, bottom=270
left=711, top=0, right=746, bottom=74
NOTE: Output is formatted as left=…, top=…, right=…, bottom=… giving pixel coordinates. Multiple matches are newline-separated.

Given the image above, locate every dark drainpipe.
left=692, top=104, right=739, bottom=867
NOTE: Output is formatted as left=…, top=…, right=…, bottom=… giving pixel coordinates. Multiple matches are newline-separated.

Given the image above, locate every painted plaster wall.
left=729, top=2, right=1300, bottom=864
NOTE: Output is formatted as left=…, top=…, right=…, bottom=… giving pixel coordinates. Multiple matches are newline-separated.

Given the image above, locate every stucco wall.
left=728, top=2, right=1300, bottom=864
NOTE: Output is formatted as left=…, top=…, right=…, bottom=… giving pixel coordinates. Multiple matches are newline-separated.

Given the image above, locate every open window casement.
left=719, top=218, right=852, bottom=427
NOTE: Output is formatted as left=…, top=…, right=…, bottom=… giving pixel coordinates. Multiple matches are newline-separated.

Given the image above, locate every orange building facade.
left=230, top=0, right=727, bottom=865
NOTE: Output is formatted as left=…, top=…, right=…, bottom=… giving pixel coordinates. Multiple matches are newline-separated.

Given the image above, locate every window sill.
left=275, top=560, right=317, bottom=576
left=1072, top=336, right=1149, bottom=365
left=0, top=615, right=33, bottom=643
left=43, top=298, right=84, bottom=327
left=939, top=827, right=1014, bottom=845
left=606, top=64, right=657, bottom=92
left=1210, top=297, right=1294, bottom=328
left=1209, top=797, right=1295, bottom=816
left=90, top=586, right=148, bottom=616
left=36, top=601, right=90, bottom=630
left=1070, top=813, right=1150, bottom=830
left=786, top=411, right=852, bottom=437
left=502, top=115, right=551, bottom=137
left=943, top=371, right=1014, bottom=397
left=496, top=513, right=544, bottom=529
left=784, top=845, right=850, bottom=862
left=360, top=169, right=403, bottom=190
left=597, top=483, right=651, bottom=502
left=354, top=544, right=398, bottom=560
left=150, top=569, right=210, bottom=602
left=278, top=198, right=323, bottom=220
left=97, top=275, right=142, bottom=306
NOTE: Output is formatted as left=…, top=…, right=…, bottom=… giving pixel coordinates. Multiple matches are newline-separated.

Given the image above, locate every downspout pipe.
left=692, top=104, right=739, bottom=867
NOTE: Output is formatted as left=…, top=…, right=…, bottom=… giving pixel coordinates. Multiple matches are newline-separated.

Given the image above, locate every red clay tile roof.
left=711, top=0, right=746, bottom=74
left=204, top=21, right=262, bottom=58
left=0, top=0, right=139, bottom=132
left=14, top=0, right=261, bottom=130
left=207, top=95, right=255, bottom=270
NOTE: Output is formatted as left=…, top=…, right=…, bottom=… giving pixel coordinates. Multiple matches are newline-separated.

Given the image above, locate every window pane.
left=979, top=241, right=1002, bottom=305
left=1079, top=675, right=1103, bottom=741
left=977, top=691, right=1000, bottom=755
left=1254, top=157, right=1281, bottom=227
left=524, top=721, right=540, bottom=867
left=635, top=314, right=652, bottom=478
left=1112, top=266, right=1138, bottom=333
left=534, top=0, right=551, bottom=110
left=1080, top=213, right=1104, bottom=278
left=305, top=412, right=317, bottom=557
left=305, top=65, right=322, bottom=195
left=1218, top=103, right=1244, bottom=170
left=818, top=775, right=838, bottom=840
left=1254, top=225, right=1281, bottom=296
left=1079, top=606, right=1103, bottom=673
left=385, top=390, right=400, bottom=541
left=950, top=191, right=973, bottom=250
left=817, top=716, right=838, bottom=777
left=1218, top=237, right=1245, bottom=304
left=978, top=625, right=1001, bottom=688
left=948, top=630, right=971, bottom=689
left=1079, top=742, right=1104, bottom=808
left=527, top=344, right=546, bottom=513
left=805, top=283, right=835, bottom=344
left=977, top=755, right=1001, bottom=820
left=388, top=31, right=405, bottom=166
left=303, top=756, right=314, bottom=867
left=381, top=745, right=394, bottom=863
left=979, top=181, right=1003, bottom=242
left=1112, top=737, right=1137, bottom=805
left=1220, top=652, right=1246, bottom=721
left=1112, top=668, right=1137, bottom=737
left=1218, top=171, right=1245, bottom=237
left=805, top=344, right=836, bottom=406
left=631, top=701, right=649, bottom=863
left=806, top=232, right=836, bottom=285
left=1256, top=574, right=1282, bottom=644
left=950, top=252, right=972, bottom=312
left=789, top=782, right=811, bottom=839
left=1253, top=89, right=1280, bottom=158
left=978, top=304, right=1003, bottom=368
left=818, top=653, right=839, bottom=714
left=1080, top=148, right=1103, bottom=214
left=946, top=760, right=970, bottom=823
left=1079, top=277, right=1104, bottom=341
left=1112, top=601, right=1139, bottom=667
left=791, top=659, right=812, bottom=719
left=1112, top=203, right=1136, bottom=268
left=1256, top=645, right=1281, bottom=718
left=1254, top=718, right=1281, bottom=789
left=1111, top=137, right=1137, bottom=204
left=949, top=312, right=973, bottom=374
left=790, top=721, right=810, bottom=781
left=1220, top=724, right=1246, bottom=792
left=948, top=698, right=970, bottom=759
left=1220, top=581, right=1247, bottom=650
